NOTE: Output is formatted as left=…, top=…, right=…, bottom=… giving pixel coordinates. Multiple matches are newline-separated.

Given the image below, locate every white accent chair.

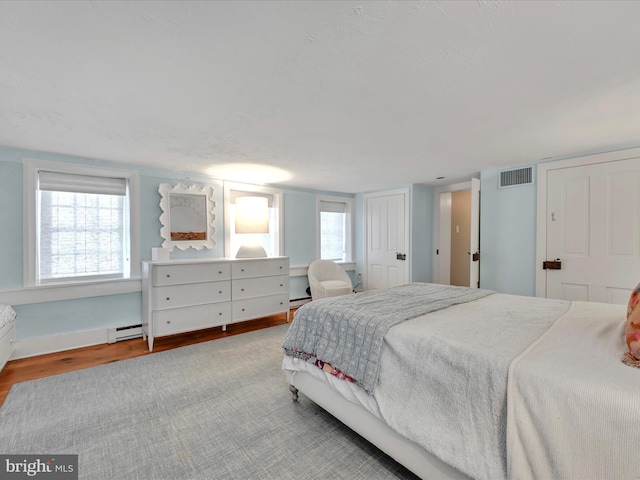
left=308, top=259, right=353, bottom=301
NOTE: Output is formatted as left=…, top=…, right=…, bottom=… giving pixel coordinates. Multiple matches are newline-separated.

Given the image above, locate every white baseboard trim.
left=11, top=301, right=306, bottom=360
left=11, top=328, right=112, bottom=360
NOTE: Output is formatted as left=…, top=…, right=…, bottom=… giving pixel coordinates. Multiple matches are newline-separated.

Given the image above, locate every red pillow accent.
left=623, top=282, right=640, bottom=368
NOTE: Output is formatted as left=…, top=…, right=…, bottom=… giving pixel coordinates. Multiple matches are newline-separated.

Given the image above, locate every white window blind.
left=229, top=190, right=274, bottom=207
left=319, top=200, right=347, bottom=214
left=38, top=171, right=129, bottom=283
left=319, top=200, right=348, bottom=261
left=38, top=171, right=127, bottom=196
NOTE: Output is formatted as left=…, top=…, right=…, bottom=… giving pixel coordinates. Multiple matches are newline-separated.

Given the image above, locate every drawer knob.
left=241, top=288, right=245, bottom=291
left=242, top=308, right=245, bottom=311
left=280, top=284, right=283, bottom=287
left=241, top=268, right=245, bottom=272
left=166, top=274, right=171, bottom=278
left=166, top=297, right=170, bottom=301
left=166, top=320, right=171, bottom=324
left=280, top=302, right=283, bottom=305
left=218, top=271, right=222, bottom=274
left=280, top=266, right=283, bottom=269
left=219, top=290, right=222, bottom=294
left=219, top=312, right=222, bottom=315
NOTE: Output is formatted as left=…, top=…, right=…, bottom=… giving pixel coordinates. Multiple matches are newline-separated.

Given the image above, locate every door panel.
left=366, top=192, right=408, bottom=290
left=546, top=158, right=640, bottom=303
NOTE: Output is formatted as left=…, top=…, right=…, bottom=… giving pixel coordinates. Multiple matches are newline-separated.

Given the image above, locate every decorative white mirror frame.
left=159, top=183, right=216, bottom=251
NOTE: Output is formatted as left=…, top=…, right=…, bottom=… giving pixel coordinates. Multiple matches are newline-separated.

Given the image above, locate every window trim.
left=23, top=158, right=140, bottom=288
left=316, top=194, right=354, bottom=263
left=223, top=181, right=284, bottom=258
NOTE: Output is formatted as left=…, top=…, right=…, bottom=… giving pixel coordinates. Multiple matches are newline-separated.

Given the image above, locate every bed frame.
left=0, top=320, right=16, bottom=372
left=286, top=370, right=470, bottom=480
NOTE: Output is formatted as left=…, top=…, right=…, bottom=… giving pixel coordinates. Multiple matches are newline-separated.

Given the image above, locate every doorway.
left=432, top=179, right=480, bottom=288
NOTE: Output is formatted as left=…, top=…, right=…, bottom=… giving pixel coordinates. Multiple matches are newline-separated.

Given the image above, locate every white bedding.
left=284, top=293, right=571, bottom=480
left=507, top=300, right=637, bottom=479
left=0, top=304, right=16, bottom=330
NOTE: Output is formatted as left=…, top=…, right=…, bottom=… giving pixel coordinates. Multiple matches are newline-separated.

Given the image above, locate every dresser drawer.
left=232, top=274, right=289, bottom=300
left=153, top=302, right=232, bottom=336
left=153, top=280, right=231, bottom=310
left=153, top=263, right=231, bottom=286
left=232, top=258, right=288, bottom=279
left=232, top=293, right=289, bottom=322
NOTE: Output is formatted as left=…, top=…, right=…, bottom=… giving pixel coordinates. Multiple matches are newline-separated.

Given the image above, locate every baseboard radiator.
left=290, top=297, right=311, bottom=308
left=107, top=299, right=309, bottom=344
left=108, top=324, right=143, bottom=343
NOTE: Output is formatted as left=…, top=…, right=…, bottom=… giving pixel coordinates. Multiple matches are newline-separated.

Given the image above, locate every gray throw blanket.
left=282, top=283, right=494, bottom=393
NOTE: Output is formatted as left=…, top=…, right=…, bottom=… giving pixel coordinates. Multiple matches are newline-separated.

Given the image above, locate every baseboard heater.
left=108, top=324, right=143, bottom=343
left=108, top=300, right=309, bottom=343
left=290, top=297, right=311, bottom=308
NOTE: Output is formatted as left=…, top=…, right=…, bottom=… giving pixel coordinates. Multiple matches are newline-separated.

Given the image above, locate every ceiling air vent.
left=499, top=166, right=533, bottom=189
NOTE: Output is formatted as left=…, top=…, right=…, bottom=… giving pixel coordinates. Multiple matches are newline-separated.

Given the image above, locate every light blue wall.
left=0, top=159, right=24, bottom=289
left=411, top=184, right=433, bottom=282
left=284, top=190, right=317, bottom=266
left=479, top=167, right=537, bottom=295
left=13, top=294, right=141, bottom=338
left=284, top=189, right=317, bottom=300
left=0, top=145, right=352, bottom=340
left=5, top=141, right=562, bottom=341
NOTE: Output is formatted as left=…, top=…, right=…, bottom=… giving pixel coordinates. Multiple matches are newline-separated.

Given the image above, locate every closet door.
left=365, top=189, right=409, bottom=290
left=544, top=157, right=640, bottom=303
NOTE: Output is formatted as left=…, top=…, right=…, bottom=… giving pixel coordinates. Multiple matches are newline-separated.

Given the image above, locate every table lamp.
left=235, top=196, right=269, bottom=258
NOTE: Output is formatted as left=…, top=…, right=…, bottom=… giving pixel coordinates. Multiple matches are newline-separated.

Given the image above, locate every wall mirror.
left=159, top=183, right=216, bottom=251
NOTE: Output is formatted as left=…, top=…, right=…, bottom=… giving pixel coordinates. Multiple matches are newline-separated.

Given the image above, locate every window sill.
left=0, top=278, right=142, bottom=306
left=290, top=262, right=356, bottom=277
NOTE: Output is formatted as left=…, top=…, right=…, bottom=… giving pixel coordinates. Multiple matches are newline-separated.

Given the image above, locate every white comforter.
left=284, top=293, right=571, bottom=480
left=507, top=300, right=637, bottom=480
left=0, top=304, right=16, bottom=330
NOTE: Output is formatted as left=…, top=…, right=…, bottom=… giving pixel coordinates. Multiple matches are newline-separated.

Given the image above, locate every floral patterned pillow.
left=622, top=282, right=640, bottom=368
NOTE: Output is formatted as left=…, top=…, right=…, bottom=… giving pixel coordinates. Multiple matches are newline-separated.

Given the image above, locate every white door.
left=366, top=191, right=409, bottom=290
left=545, top=157, right=640, bottom=303
left=437, top=192, right=452, bottom=284
left=469, top=177, right=481, bottom=288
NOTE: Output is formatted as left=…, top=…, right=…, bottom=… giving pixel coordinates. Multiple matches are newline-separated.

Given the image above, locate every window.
left=24, top=159, right=139, bottom=286
left=317, top=195, right=353, bottom=262
left=224, top=182, right=283, bottom=258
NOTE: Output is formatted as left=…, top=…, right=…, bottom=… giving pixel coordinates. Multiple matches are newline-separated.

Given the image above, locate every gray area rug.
left=0, top=325, right=418, bottom=480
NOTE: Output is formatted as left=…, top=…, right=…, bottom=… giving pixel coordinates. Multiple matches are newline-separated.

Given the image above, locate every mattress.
left=283, top=292, right=571, bottom=480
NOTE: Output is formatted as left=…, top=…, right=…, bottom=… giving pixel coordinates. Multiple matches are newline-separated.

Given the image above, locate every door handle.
left=468, top=251, right=480, bottom=262
left=396, top=252, right=407, bottom=261
left=543, top=258, right=562, bottom=270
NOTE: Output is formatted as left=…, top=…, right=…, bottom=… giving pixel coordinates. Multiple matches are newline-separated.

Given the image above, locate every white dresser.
left=141, top=257, right=289, bottom=351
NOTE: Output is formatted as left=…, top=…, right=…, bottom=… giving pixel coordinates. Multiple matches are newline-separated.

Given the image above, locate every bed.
left=282, top=283, right=640, bottom=480
left=0, top=304, right=17, bottom=373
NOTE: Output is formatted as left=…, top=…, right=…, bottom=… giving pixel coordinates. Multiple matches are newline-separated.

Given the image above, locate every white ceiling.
left=2, top=1, right=640, bottom=193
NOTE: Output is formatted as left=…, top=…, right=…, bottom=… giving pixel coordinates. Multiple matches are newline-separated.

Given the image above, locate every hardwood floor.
left=0, top=311, right=293, bottom=408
